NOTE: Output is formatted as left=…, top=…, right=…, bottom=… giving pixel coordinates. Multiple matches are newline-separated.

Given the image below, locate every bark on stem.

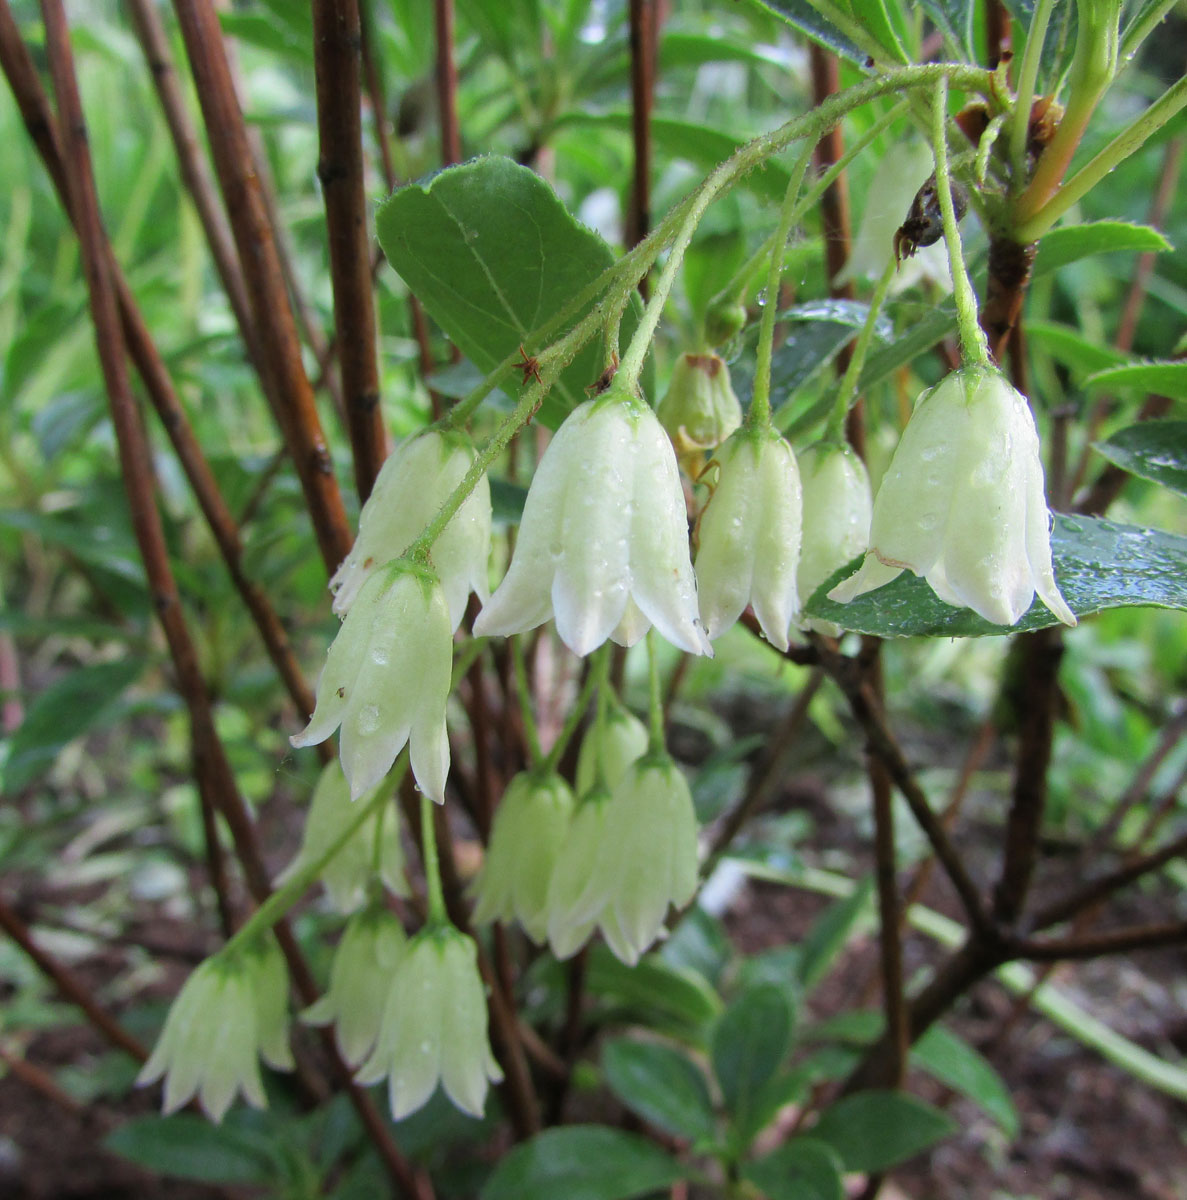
left=172, top=0, right=352, bottom=574
left=313, top=0, right=388, bottom=500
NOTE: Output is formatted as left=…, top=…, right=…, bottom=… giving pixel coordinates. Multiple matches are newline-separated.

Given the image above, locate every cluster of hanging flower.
left=141, top=300, right=1076, bottom=1128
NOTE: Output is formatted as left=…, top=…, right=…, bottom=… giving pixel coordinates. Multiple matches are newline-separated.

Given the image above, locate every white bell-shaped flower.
left=291, top=560, right=453, bottom=803
left=470, top=770, right=575, bottom=943
left=547, top=756, right=700, bottom=966
left=796, top=441, right=872, bottom=633
left=303, top=905, right=408, bottom=1067
left=278, top=761, right=408, bottom=913
left=695, top=427, right=802, bottom=650
left=829, top=367, right=1076, bottom=628
left=473, top=386, right=711, bottom=657
left=138, top=938, right=292, bottom=1122
left=357, top=923, right=503, bottom=1119
left=330, top=430, right=491, bottom=632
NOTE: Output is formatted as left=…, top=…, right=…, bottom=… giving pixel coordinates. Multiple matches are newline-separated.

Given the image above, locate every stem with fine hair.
left=826, top=257, right=897, bottom=441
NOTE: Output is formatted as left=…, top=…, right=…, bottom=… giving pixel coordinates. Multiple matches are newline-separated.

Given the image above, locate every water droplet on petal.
left=357, top=704, right=381, bottom=734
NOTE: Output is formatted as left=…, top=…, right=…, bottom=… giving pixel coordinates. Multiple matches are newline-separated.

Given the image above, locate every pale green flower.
left=547, top=756, right=700, bottom=966
left=304, top=905, right=408, bottom=1067
left=473, top=386, right=711, bottom=657
left=574, top=702, right=648, bottom=795
left=138, top=938, right=292, bottom=1122
left=796, top=441, right=872, bottom=633
left=291, top=560, right=452, bottom=802
left=695, top=427, right=802, bottom=650
left=330, top=430, right=491, bottom=631
left=657, top=352, right=743, bottom=470
left=357, top=924, right=503, bottom=1119
left=829, top=367, right=1076, bottom=627
left=277, top=760, right=408, bottom=914
left=470, top=770, right=575, bottom=943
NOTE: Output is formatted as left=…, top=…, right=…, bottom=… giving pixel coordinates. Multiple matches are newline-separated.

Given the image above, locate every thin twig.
left=0, top=893, right=147, bottom=1062
left=1015, top=919, right=1187, bottom=960
left=626, top=0, right=655, bottom=252
left=313, top=0, right=388, bottom=501
left=171, top=0, right=353, bottom=574
left=0, top=8, right=316, bottom=720
left=992, top=628, right=1064, bottom=924
left=434, top=0, right=461, bottom=166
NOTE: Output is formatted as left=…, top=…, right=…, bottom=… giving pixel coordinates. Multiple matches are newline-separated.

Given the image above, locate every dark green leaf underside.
left=804, top=515, right=1187, bottom=638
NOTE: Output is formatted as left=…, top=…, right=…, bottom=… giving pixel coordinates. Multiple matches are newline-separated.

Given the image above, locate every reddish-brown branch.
left=171, top=0, right=352, bottom=574
left=125, top=0, right=257, bottom=367
left=626, top=0, right=655, bottom=251
left=992, top=628, right=1064, bottom=924
left=1015, top=920, right=1187, bottom=960
left=0, top=893, right=148, bottom=1062
left=434, top=0, right=461, bottom=166
left=981, top=235, right=1035, bottom=362
left=0, top=8, right=316, bottom=721
left=313, top=0, right=388, bottom=501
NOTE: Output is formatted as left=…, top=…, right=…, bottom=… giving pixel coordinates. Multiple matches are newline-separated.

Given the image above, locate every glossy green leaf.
left=479, top=1127, right=687, bottom=1200
left=913, top=1025, right=1020, bottom=1137
left=856, top=303, right=958, bottom=392
left=3, top=658, right=145, bottom=790
left=804, top=515, right=1187, bottom=638
left=747, top=0, right=870, bottom=65
left=1033, top=222, right=1172, bottom=277
left=602, top=1038, right=716, bottom=1142
left=1083, top=360, right=1187, bottom=400
left=797, top=876, right=875, bottom=990
left=586, top=946, right=723, bottom=1041
left=712, top=984, right=794, bottom=1120
left=105, top=1115, right=277, bottom=1185
left=376, top=157, right=631, bottom=429
left=808, top=1090, right=956, bottom=1172
left=743, top=1138, right=845, bottom=1200
left=1093, top=421, right=1187, bottom=497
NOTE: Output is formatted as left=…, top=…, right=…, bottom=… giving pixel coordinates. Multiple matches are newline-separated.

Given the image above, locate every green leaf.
left=797, top=876, right=875, bottom=991
left=913, top=1025, right=1019, bottom=1137
left=804, top=515, right=1187, bottom=637
left=376, top=157, right=631, bottom=430
left=711, top=984, right=794, bottom=1122
left=105, top=1115, right=277, bottom=1185
left=3, top=658, right=145, bottom=790
left=1094, top=421, right=1187, bottom=498
left=1083, top=360, right=1187, bottom=400
left=1025, top=320, right=1130, bottom=376
left=809, top=1091, right=957, bottom=1172
left=602, top=1038, right=716, bottom=1142
left=1033, top=222, right=1171, bottom=276
left=917, top=0, right=975, bottom=58
left=856, top=303, right=958, bottom=393
left=743, top=1138, right=845, bottom=1200
left=747, top=0, right=869, bottom=66
left=586, top=946, right=723, bottom=1041
left=552, top=113, right=794, bottom=202
left=479, top=1127, right=687, bottom=1200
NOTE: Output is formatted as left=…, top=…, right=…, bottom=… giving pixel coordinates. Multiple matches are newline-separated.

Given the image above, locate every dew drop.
left=371, top=647, right=389, bottom=666
left=357, top=704, right=381, bottom=734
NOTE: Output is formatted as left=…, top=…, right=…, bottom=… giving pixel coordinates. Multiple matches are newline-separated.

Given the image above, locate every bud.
left=330, top=430, right=491, bottom=632
left=574, top=701, right=648, bottom=795
left=291, top=560, right=452, bottom=803
left=657, top=352, right=743, bottom=472
left=138, top=938, right=292, bottom=1123
left=357, top=924, right=503, bottom=1119
left=829, top=366, right=1076, bottom=628
left=278, top=761, right=408, bottom=913
left=796, top=441, right=872, bottom=632
left=703, top=300, right=747, bottom=348
left=473, top=385, right=711, bottom=657
left=835, top=141, right=951, bottom=295
left=304, top=905, right=408, bottom=1067
left=547, top=756, right=700, bottom=966
left=470, top=770, right=575, bottom=943
left=695, top=427, right=802, bottom=651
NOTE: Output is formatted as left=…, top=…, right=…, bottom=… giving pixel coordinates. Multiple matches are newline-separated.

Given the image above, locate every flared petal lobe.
left=828, top=367, right=1075, bottom=628
left=474, top=390, right=710, bottom=657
